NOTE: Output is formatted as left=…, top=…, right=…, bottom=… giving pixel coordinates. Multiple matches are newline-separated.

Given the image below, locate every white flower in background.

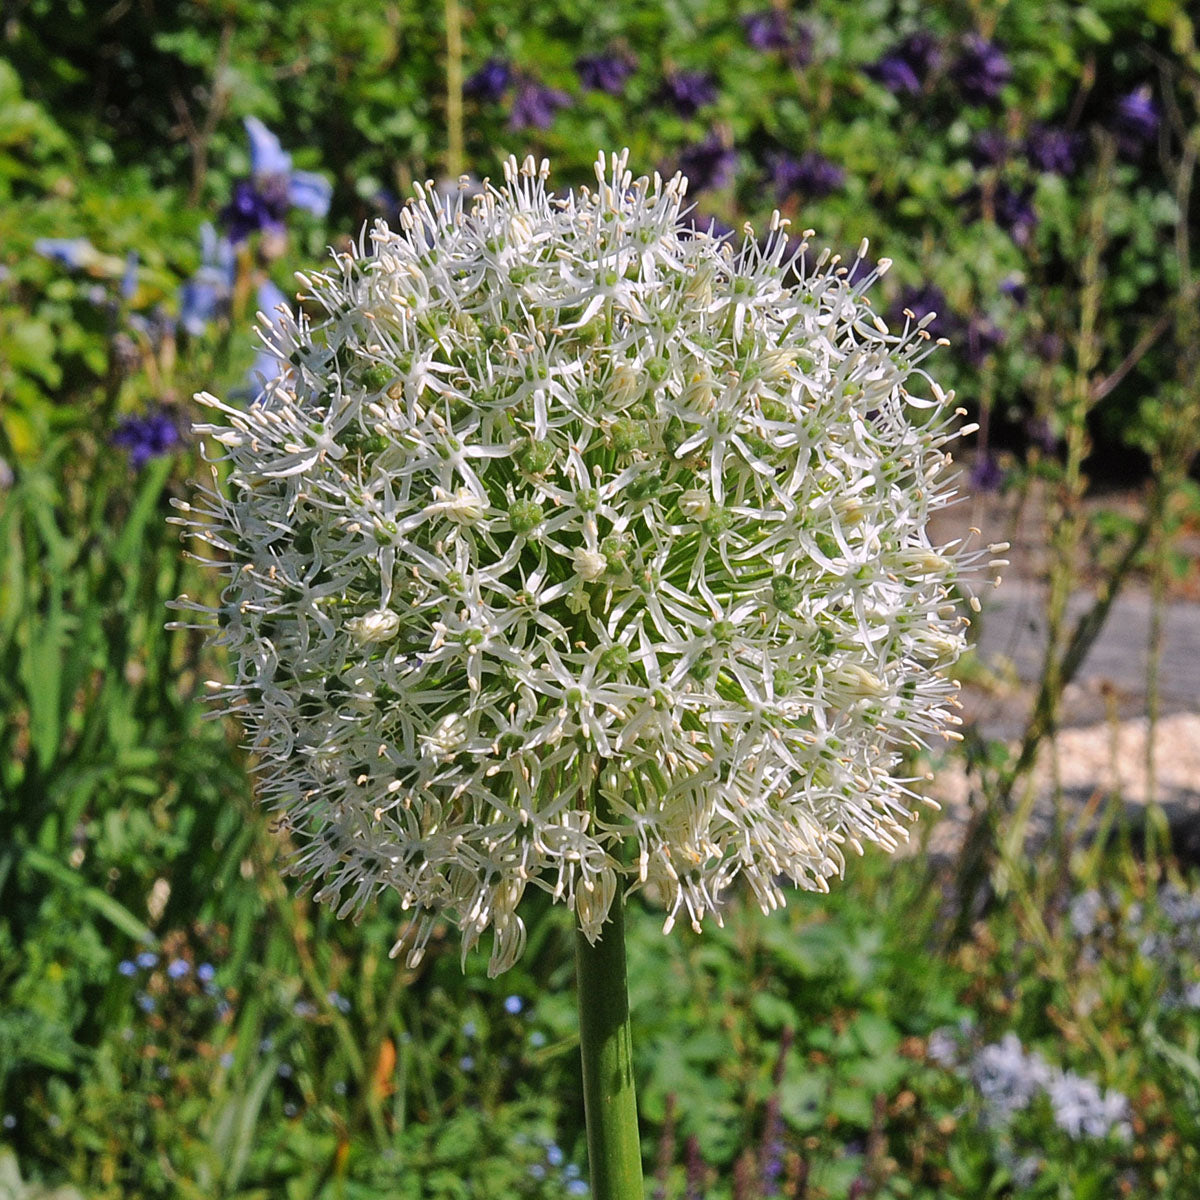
left=171, top=150, right=996, bottom=975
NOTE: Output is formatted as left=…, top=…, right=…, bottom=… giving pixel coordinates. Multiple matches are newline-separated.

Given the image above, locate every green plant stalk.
left=444, top=0, right=464, bottom=180
left=575, top=882, right=644, bottom=1200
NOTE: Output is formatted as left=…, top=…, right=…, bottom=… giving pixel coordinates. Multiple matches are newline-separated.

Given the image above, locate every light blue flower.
left=34, top=237, right=99, bottom=270
left=504, top=994, right=524, bottom=1015
left=244, top=116, right=332, bottom=218
left=179, top=223, right=236, bottom=336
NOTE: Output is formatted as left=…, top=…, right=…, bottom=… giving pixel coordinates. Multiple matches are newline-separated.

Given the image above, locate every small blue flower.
left=462, top=1020, right=477, bottom=1038
left=118, top=960, right=137, bottom=977
left=34, top=237, right=99, bottom=270
left=222, top=117, right=331, bottom=242
left=136, top=993, right=156, bottom=1013
left=179, top=223, right=236, bottom=336
left=865, top=33, right=939, bottom=94
left=529, top=1164, right=547, bottom=1180
left=567, top=1181, right=589, bottom=1195
left=464, top=58, right=512, bottom=102
left=950, top=35, right=1011, bottom=105
left=660, top=69, right=716, bottom=118
left=197, top=962, right=216, bottom=984
left=575, top=52, right=635, bottom=96
left=277, top=1062, right=294, bottom=1079
left=768, top=150, right=845, bottom=200
left=1111, top=86, right=1158, bottom=157
left=503, top=994, right=524, bottom=1015
left=327, top=990, right=352, bottom=1014
left=121, top=251, right=139, bottom=300
left=459, top=1055, right=475, bottom=1071
left=166, top=959, right=190, bottom=980
left=546, top=1144, right=564, bottom=1167
left=529, top=1030, right=547, bottom=1048
left=219, top=1052, right=234, bottom=1068
left=112, top=407, right=180, bottom=470
left=136, top=951, right=159, bottom=970
left=1024, top=124, right=1081, bottom=174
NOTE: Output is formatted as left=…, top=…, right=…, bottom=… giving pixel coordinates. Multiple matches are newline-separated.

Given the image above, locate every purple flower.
left=768, top=150, right=845, bottom=199
left=1025, top=124, right=1081, bottom=174
left=951, top=35, right=1011, bottom=106
left=34, top=237, right=99, bottom=270
left=866, top=54, right=920, bottom=94
left=993, top=181, right=1038, bottom=245
left=575, top=51, right=635, bottom=95
left=676, top=135, right=737, bottom=193
left=135, top=951, right=158, bottom=969
left=166, top=959, right=190, bottom=980
left=866, top=32, right=940, bottom=94
left=508, top=78, right=571, bottom=130
left=661, top=69, right=717, bottom=118
left=1110, top=86, right=1158, bottom=157
left=222, top=117, right=332, bottom=242
left=464, top=58, right=512, bottom=101
left=742, top=9, right=790, bottom=51
left=197, top=963, right=216, bottom=984
left=112, top=407, right=180, bottom=469
left=969, top=129, right=1009, bottom=168
left=221, top=176, right=290, bottom=243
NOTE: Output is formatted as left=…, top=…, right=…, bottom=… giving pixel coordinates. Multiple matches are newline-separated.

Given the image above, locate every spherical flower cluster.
left=173, top=150, right=994, bottom=975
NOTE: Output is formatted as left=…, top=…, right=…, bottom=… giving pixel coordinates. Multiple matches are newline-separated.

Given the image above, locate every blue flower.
left=661, top=69, right=716, bottom=117
left=180, top=223, right=237, bottom=336
left=503, top=994, right=523, bottom=1015
left=576, top=52, right=635, bottom=95
left=866, top=32, right=939, bottom=94
left=112, top=407, right=180, bottom=469
left=135, top=992, right=156, bottom=1014
left=1024, top=124, right=1081, bottom=174
left=166, top=959, right=190, bottom=979
left=118, top=960, right=137, bottom=977
left=768, top=150, right=845, bottom=200
left=135, top=951, right=159, bottom=969
left=121, top=251, right=139, bottom=300
left=197, top=962, right=216, bottom=984
left=245, top=117, right=332, bottom=217
left=222, top=117, right=331, bottom=242
left=1111, top=86, right=1158, bottom=157
left=742, top=9, right=789, bottom=50
left=508, top=78, right=571, bottom=130
left=950, top=35, right=1011, bottom=106
left=464, top=58, right=512, bottom=101
left=34, top=237, right=100, bottom=270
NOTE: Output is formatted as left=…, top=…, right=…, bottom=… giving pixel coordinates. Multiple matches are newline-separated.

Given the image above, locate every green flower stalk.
left=173, top=149, right=997, bottom=1194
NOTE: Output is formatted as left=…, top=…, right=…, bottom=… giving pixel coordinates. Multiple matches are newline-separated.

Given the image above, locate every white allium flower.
left=172, top=150, right=988, bottom=975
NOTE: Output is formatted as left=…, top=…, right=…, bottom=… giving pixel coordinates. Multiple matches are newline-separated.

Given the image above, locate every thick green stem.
left=575, top=888, right=644, bottom=1200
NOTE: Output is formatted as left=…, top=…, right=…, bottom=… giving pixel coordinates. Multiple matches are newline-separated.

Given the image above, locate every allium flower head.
left=174, top=151, right=986, bottom=975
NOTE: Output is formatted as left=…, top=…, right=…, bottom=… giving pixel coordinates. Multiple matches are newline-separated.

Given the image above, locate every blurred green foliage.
left=3, top=0, right=1200, bottom=1195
